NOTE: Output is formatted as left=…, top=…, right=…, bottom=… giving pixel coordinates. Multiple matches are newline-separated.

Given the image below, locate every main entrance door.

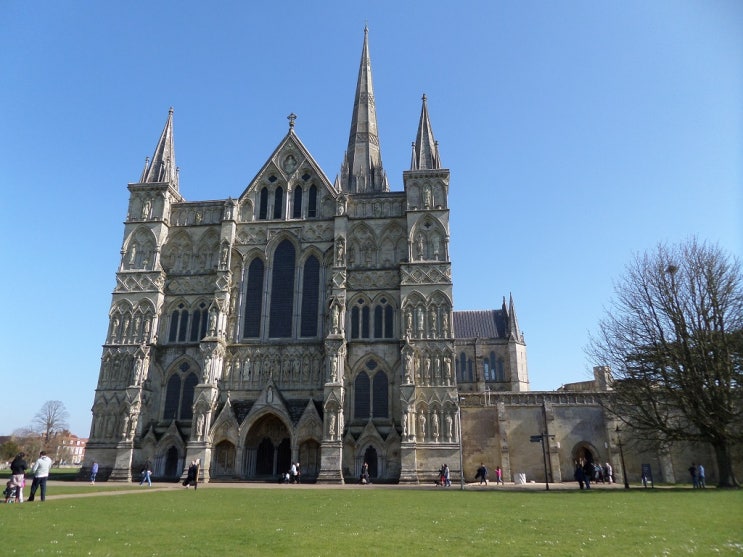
left=244, top=414, right=291, bottom=479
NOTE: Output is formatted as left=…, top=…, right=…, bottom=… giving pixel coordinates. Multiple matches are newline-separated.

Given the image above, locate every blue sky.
left=1, top=1, right=740, bottom=437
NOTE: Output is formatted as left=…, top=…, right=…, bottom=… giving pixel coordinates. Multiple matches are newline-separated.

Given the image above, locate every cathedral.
left=85, top=29, right=720, bottom=486
left=84, top=28, right=527, bottom=483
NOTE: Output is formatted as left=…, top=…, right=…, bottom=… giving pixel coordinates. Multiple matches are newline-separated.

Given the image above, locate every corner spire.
left=507, top=293, right=523, bottom=342
left=340, top=27, right=388, bottom=193
left=410, top=94, right=440, bottom=170
left=141, top=107, right=178, bottom=189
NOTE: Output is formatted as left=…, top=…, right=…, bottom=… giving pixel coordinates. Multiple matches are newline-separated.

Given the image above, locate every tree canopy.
left=588, top=238, right=743, bottom=487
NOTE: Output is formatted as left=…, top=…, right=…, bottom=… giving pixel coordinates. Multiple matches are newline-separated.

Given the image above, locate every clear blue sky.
left=1, top=1, right=740, bottom=437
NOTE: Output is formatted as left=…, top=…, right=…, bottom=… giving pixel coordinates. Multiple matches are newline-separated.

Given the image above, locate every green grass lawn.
left=1, top=486, right=741, bottom=556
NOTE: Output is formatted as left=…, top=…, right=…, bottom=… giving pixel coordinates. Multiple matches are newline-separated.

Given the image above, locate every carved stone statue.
left=446, top=414, right=453, bottom=442
left=418, top=413, right=426, bottom=440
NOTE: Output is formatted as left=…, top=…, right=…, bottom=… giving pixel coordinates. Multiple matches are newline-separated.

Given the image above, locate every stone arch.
left=348, top=221, right=377, bottom=268
left=379, top=222, right=405, bottom=265
left=212, top=440, right=237, bottom=478
left=241, top=412, right=293, bottom=479
left=161, top=230, right=194, bottom=273
left=123, top=226, right=158, bottom=271
left=195, top=228, right=220, bottom=271
left=571, top=441, right=600, bottom=466
left=411, top=217, right=447, bottom=261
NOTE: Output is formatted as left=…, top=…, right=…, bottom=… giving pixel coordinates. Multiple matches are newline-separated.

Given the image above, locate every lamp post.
left=457, top=402, right=465, bottom=490
left=615, top=426, right=630, bottom=489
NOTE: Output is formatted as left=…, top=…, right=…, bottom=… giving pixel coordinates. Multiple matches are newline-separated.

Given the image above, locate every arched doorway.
left=244, top=414, right=291, bottom=480
left=212, top=440, right=236, bottom=477
left=164, top=446, right=180, bottom=479
left=572, top=442, right=598, bottom=466
left=299, top=439, right=321, bottom=480
left=363, top=446, right=378, bottom=478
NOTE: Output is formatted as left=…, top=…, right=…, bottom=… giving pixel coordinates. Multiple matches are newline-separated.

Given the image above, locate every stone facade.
left=83, top=29, right=728, bottom=486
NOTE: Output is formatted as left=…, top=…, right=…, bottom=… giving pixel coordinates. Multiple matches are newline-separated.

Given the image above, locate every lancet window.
left=163, top=361, right=198, bottom=421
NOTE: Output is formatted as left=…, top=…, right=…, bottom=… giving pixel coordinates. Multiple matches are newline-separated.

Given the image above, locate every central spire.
left=339, top=26, right=388, bottom=193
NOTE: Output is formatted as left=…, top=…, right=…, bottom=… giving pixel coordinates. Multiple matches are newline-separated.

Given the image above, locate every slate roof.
left=453, top=310, right=508, bottom=339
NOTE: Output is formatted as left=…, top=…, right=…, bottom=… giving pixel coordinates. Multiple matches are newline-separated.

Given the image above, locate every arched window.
left=292, top=186, right=303, bottom=219
left=372, top=371, right=388, bottom=418
left=362, top=305, right=370, bottom=338
left=258, top=187, right=268, bottom=220
left=168, top=303, right=190, bottom=343
left=384, top=305, right=394, bottom=338
left=354, top=360, right=388, bottom=420
left=273, top=187, right=284, bottom=219
left=243, top=258, right=264, bottom=338
left=373, top=298, right=394, bottom=339
left=163, top=362, right=198, bottom=421
left=269, top=240, right=295, bottom=338
left=300, top=256, right=320, bottom=337
left=308, top=185, right=317, bottom=218
left=497, top=357, right=505, bottom=382
left=350, top=299, right=370, bottom=339
left=163, top=374, right=181, bottom=420
left=189, top=302, right=209, bottom=342
left=354, top=371, right=370, bottom=419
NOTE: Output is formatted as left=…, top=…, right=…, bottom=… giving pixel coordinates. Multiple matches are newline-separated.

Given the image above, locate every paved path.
left=15, top=479, right=633, bottom=501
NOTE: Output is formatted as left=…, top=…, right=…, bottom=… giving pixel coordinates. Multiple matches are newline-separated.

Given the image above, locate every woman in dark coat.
left=183, top=460, right=199, bottom=489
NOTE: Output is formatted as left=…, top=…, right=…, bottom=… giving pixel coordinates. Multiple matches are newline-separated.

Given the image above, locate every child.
left=4, top=480, right=17, bottom=503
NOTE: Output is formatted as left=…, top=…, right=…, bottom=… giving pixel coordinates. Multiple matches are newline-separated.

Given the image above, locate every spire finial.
left=287, top=113, right=297, bottom=129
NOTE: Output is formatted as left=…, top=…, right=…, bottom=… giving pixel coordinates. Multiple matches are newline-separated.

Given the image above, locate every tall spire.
left=340, top=26, right=388, bottom=193
left=410, top=94, right=440, bottom=170
left=507, top=293, right=523, bottom=342
left=141, top=107, right=178, bottom=189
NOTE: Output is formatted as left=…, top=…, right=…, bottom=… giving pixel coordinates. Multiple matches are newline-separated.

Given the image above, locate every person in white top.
left=28, top=451, right=53, bottom=502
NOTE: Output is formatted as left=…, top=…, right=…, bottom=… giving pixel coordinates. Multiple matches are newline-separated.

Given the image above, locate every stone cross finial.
left=287, top=113, right=297, bottom=129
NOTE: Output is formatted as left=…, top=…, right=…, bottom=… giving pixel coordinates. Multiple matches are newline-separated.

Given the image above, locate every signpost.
left=530, top=433, right=555, bottom=491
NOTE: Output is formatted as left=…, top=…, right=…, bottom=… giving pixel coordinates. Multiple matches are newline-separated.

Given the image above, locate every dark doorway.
left=363, top=446, right=378, bottom=478
left=245, top=414, right=291, bottom=479
left=164, top=446, right=180, bottom=478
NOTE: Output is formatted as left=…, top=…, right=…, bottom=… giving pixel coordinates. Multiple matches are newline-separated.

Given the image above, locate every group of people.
left=473, top=464, right=504, bottom=485
left=574, top=461, right=614, bottom=489
left=278, top=461, right=302, bottom=484
left=4, top=451, right=53, bottom=503
left=436, top=464, right=451, bottom=487
left=688, top=463, right=706, bottom=488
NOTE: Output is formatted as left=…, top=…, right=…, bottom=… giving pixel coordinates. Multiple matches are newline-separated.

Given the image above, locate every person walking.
left=183, top=460, right=199, bottom=489
left=697, top=464, right=706, bottom=488
left=443, top=463, right=451, bottom=487
left=495, top=466, right=503, bottom=485
left=475, top=463, right=488, bottom=485
left=27, top=451, right=53, bottom=502
left=688, top=463, right=698, bottom=488
left=90, top=461, right=99, bottom=484
left=140, top=460, right=152, bottom=486
left=9, top=452, right=27, bottom=503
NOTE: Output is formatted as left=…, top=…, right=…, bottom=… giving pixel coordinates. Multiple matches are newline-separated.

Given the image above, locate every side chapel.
left=84, top=28, right=530, bottom=483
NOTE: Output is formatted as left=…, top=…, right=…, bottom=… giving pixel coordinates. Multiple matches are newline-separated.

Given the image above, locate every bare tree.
left=588, top=239, right=743, bottom=487
left=33, top=400, right=70, bottom=445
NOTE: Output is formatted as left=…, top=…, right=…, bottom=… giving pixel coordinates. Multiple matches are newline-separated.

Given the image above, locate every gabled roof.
left=238, top=126, right=335, bottom=200
left=453, top=310, right=508, bottom=339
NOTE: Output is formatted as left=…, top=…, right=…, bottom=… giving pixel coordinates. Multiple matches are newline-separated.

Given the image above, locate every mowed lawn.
left=1, top=485, right=741, bottom=556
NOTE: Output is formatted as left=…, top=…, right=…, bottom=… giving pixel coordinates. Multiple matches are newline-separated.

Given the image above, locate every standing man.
left=90, top=461, right=99, bottom=484
left=9, top=452, right=28, bottom=503
left=697, top=464, right=706, bottom=488
left=27, top=451, right=53, bottom=502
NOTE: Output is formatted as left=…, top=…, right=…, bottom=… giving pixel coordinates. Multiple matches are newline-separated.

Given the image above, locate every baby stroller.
left=3, top=482, right=17, bottom=503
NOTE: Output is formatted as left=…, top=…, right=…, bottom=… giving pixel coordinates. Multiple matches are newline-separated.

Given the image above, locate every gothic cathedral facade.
left=85, top=29, right=529, bottom=483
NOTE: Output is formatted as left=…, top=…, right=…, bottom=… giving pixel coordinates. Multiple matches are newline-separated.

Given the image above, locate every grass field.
left=1, top=483, right=741, bottom=556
